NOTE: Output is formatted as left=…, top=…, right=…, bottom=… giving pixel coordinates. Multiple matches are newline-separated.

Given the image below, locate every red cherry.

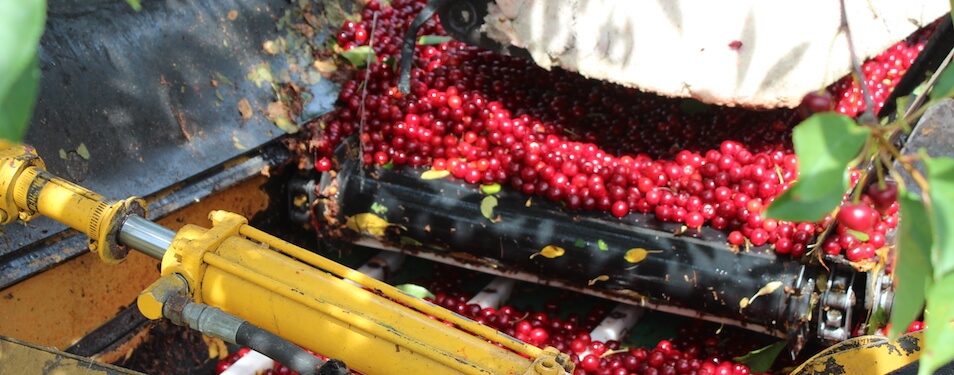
left=611, top=200, right=630, bottom=217
left=800, top=91, right=836, bottom=114
left=837, top=203, right=877, bottom=232
left=866, top=181, right=898, bottom=213
left=581, top=354, right=601, bottom=372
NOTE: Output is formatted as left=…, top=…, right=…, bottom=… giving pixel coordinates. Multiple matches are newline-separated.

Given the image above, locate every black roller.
left=313, top=145, right=818, bottom=338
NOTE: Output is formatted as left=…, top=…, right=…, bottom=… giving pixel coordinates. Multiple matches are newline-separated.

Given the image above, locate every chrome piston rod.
left=119, top=215, right=175, bottom=260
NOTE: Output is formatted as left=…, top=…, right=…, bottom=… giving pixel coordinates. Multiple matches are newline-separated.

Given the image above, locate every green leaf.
left=867, top=306, right=888, bottom=335
left=597, top=239, right=608, bottom=251
left=125, top=0, right=142, bottom=11
left=480, top=183, right=501, bottom=195
left=922, top=155, right=954, bottom=277
left=931, top=55, right=954, bottom=101
left=845, top=228, right=869, bottom=242
left=395, top=284, right=435, bottom=300
left=574, top=239, right=585, bottom=248
left=340, top=46, right=376, bottom=68
left=0, top=57, right=41, bottom=144
left=399, top=236, right=422, bottom=246
left=733, top=340, right=787, bottom=373
left=417, top=35, right=452, bottom=45
left=480, top=196, right=497, bottom=221
left=371, top=202, right=388, bottom=215
left=889, top=191, right=932, bottom=337
left=920, top=273, right=954, bottom=375
left=764, top=113, right=870, bottom=222
left=0, top=0, right=44, bottom=104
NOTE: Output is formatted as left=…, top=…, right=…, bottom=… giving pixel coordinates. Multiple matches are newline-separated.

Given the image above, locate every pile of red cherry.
left=305, top=0, right=927, bottom=262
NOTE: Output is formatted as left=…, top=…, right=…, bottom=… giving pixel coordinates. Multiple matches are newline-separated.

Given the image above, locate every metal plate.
left=0, top=0, right=339, bottom=288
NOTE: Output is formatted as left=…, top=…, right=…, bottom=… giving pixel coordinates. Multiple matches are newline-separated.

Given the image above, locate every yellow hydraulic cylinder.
left=0, top=143, right=146, bottom=263
left=160, top=210, right=565, bottom=375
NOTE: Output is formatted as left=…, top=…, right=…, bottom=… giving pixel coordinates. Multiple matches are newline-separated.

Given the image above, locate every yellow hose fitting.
left=0, top=143, right=45, bottom=224
left=137, top=274, right=189, bottom=320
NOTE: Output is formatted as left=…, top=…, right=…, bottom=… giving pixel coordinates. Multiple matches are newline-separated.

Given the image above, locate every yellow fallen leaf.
left=313, top=59, right=338, bottom=74
left=531, top=245, right=565, bottom=259
left=345, top=213, right=391, bottom=237
left=232, top=136, right=246, bottom=150
left=76, top=143, right=90, bottom=160
left=588, top=275, right=610, bottom=286
left=263, top=40, right=280, bottom=55
left=624, top=248, right=662, bottom=264
left=202, top=335, right=228, bottom=360
left=420, top=169, right=451, bottom=180
left=742, top=281, right=784, bottom=309
left=756, top=281, right=783, bottom=297
left=237, top=98, right=253, bottom=120
left=266, top=101, right=299, bottom=134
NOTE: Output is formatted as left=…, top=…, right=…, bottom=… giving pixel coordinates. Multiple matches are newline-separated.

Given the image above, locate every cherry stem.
left=838, top=0, right=877, bottom=126
left=600, top=348, right=630, bottom=358
left=876, top=135, right=930, bottom=195
left=358, top=12, right=380, bottom=178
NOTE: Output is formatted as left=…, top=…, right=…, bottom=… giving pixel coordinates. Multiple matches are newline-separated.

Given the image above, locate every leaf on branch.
left=921, top=273, right=954, bottom=375
left=733, top=341, right=787, bottom=373
left=597, top=239, right=608, bottom=251
left=395, top=284, right=435, bottom=299
left=922, top=155, right=954, bottom=277
left=890, top=191, right=932, bottom=337
left=765, top=113, right=870, bottom=222
left=930, top=61, right=954, bottom=101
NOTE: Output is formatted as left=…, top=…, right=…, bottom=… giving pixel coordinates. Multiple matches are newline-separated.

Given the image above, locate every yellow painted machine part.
left=10, top=166, right=145, bottom=264
left=238, top=223, right=545, bottom=359
left=791, top=332, right=923, bottom=375
left=0, top=176, right=268, bottom=349
left=199, top=234, right=535, bottom=375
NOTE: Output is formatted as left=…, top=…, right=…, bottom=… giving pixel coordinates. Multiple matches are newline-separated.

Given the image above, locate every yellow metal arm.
left=0, top=143, right=572, bottom=375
